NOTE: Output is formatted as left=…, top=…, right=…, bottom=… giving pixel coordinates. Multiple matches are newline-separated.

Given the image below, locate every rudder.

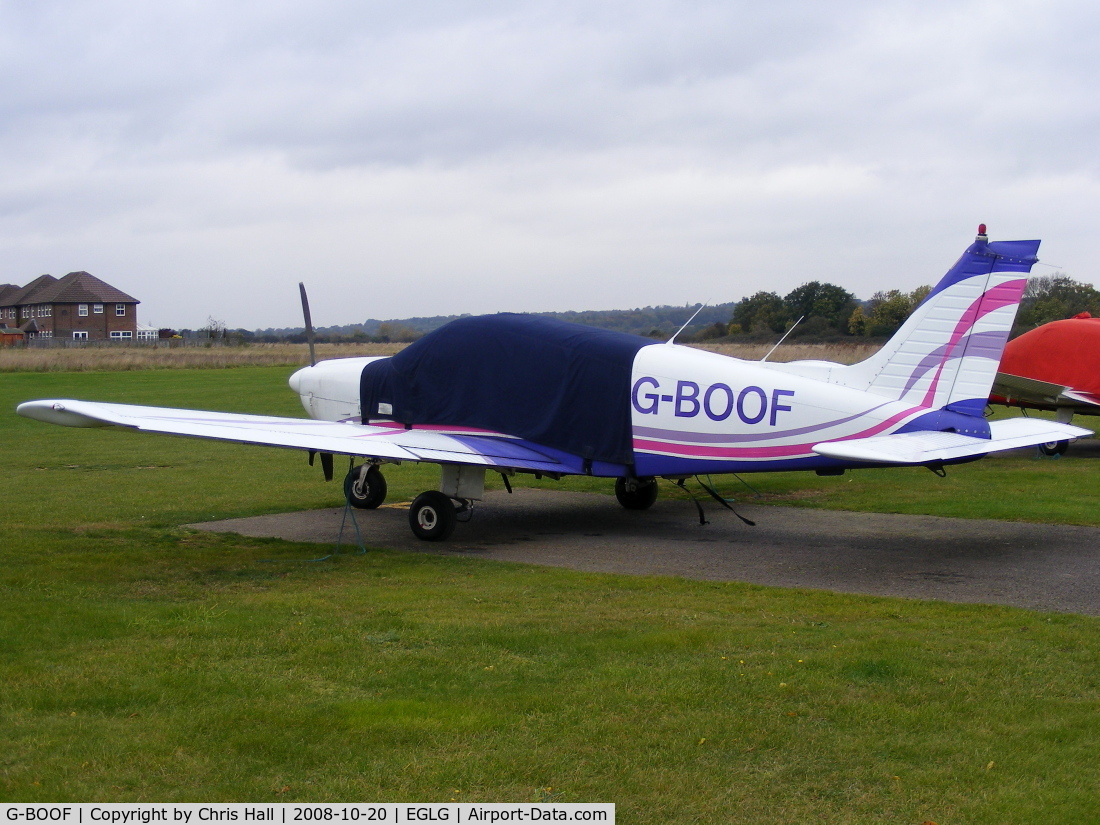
left=840, top=226, right=1039, bottom=414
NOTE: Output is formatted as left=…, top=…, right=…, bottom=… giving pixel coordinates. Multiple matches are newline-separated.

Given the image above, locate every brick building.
left=0, top=272, right=139, bottom=341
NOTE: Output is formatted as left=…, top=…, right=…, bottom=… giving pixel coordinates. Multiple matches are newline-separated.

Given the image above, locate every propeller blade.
left=298, top=282, right=316, bottom=367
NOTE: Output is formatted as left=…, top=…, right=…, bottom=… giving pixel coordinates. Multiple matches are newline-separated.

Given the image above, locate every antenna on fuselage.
left=760, top=315, right=804, bottom=362
left=667, top=303, right=708, bottom=345
left=299, top=282, right=316, bottom=367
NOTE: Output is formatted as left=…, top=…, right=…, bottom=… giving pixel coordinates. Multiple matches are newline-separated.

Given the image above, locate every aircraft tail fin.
left=840, top=226, right=1038, bottom=415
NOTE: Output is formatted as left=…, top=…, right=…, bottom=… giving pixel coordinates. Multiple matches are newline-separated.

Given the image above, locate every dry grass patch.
left=0, top=342, right=406, bottom=372
left=693, top=341, right=882, bottom=364
left=1, top=338, right=883, bottom=372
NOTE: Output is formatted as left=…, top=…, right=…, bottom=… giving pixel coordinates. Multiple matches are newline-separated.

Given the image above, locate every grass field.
left=0, top=340, right=880, bottom=372
left=2, top=367, right=1099, bottom=822
left=0, top=343, right=406, bottom=372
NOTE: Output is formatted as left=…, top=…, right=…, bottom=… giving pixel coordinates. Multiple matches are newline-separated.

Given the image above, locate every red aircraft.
left=990, top=313, right=1100, bottom=454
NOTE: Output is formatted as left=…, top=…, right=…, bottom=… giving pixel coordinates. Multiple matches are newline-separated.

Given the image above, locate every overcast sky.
left=2, top=0, right=1099, bottom=329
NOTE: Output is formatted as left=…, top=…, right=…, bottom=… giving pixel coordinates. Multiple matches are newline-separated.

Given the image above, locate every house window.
left=110, top=330, right=133, bottom=340
left=39, top=330, right=52, bottom=338
left=73, top=331, right=88, bottom=340
left=93, top=303, right=103, bottom=314
left=115, top=304, right=126, bottom=316
left=45, top=306, right=51, bottom=317
left=79, top=304, right=88, bottom=317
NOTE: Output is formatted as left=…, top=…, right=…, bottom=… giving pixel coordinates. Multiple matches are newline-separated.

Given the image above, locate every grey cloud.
left=2, top=0, right=1100, bottom=327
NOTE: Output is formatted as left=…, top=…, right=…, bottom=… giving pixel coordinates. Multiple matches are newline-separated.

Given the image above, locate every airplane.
left=17, top=225, right=1091, bottom=541
left=990, top=313, right=1100, bottom=455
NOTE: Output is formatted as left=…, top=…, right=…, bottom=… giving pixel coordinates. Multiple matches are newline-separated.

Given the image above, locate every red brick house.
left=0, top=272, right=139, bottom=341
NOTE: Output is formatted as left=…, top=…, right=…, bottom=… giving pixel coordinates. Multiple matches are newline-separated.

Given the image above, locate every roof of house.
left=3, top=275, right=58, bottom=307
left=34, top=271, right=139, bottom=305
left=0, top=284, right=20, bottom=304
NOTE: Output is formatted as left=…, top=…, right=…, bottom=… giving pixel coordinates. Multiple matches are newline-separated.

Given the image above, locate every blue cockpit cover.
left=360, top=314, right=656, bottom=464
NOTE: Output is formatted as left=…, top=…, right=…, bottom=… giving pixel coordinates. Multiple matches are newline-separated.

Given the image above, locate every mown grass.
left=2, top=368, right=1099, bottom=821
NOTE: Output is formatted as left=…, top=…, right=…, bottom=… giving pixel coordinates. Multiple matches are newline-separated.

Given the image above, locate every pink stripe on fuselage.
left=633, top=405, right=924, bottom=459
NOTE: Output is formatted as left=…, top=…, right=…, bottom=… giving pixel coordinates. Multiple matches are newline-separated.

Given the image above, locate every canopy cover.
left=360, top=314, right=656, bottom=464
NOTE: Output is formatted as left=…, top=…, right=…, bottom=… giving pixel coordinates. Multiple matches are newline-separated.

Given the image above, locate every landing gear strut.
left=406, top=465, right=485, bottom=541
left=1039, top=440, right=1069, bottom=457
left=615, top=476, right=659, bottom=510
left=408, top=491, right=458, bottom=541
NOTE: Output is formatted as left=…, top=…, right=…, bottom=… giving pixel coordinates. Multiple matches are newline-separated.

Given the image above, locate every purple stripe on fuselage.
left=632, top=401, right=897, bottom=444
left=633, top=405, right=926, bottom=460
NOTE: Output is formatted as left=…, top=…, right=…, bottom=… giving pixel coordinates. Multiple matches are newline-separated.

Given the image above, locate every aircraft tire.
left=344, top=465, right=387, bottom=509
left=409, top=491, right=458, bottom=541
left=1040, top=440, right=1069, bottom=457
left=615, top=476, right=659, bottom=510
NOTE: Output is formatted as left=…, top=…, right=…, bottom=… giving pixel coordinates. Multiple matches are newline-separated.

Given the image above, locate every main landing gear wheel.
left=344, top=464, right=387, bottom=509
left=1040, top=440, right=1069, bottom=457
left=615, top=476, right=659, bottom=510
left=408, top=491, right=458, bottom=541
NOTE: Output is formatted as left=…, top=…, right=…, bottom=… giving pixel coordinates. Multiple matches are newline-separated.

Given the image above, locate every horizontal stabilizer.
left=812, top=418, right=1092, bottom=465
left=993, top=371, right=1100, bottom=410
left=16, top=399, right=567, bottom=472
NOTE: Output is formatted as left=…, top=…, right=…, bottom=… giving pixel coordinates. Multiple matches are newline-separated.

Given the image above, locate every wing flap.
left=992, top=371, right=1069, bottom=405
left=812, top=418, right=1092, bottom=464
left=16, top=400, right=567, bottom=472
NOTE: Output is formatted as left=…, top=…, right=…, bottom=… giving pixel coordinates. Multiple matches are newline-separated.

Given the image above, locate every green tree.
left=857, top=285, right=932, bottom=338
left=847, top=305, right=866, bottom=336
left=732, top=291, right=787, bottom=335
left=782, top=281, right=858, bottom=336
left=1014, top=274, right=1100, bottom=334
left=693, top=320, right=732, bottom=341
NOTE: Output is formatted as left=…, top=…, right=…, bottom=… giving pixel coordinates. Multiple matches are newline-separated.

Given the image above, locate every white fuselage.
left=289, top=356, right=385, bottom=422
left=290, top=346, right=931, bottom=475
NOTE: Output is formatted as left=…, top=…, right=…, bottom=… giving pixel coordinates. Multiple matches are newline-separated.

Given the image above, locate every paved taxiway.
left=190, top=486, right=1100, bottom=616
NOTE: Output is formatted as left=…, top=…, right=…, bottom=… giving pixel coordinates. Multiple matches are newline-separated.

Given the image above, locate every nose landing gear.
left=344, top=464, right=388, bottom=509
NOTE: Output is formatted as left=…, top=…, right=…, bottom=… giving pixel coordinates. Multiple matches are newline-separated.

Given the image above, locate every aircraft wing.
left=812, top=418, right=1093, bottom=465
left=15, top=399, right=568, bottom=473
left=992, top=372, right=1100, bottom=410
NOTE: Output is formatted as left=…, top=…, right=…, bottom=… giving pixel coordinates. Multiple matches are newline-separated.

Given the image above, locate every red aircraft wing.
left=991, top=314, right=1100, bottom=414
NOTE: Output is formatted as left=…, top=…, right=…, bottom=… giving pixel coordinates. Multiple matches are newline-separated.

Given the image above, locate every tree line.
left=706, top=273, right=1100, bottom=343
left=236, top=274, right=1100, bottom=345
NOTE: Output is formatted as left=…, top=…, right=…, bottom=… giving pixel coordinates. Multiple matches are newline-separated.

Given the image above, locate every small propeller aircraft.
left=18, top=226, right=1091, bottom=540
left=990, top=312, right=1100, bottom=455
